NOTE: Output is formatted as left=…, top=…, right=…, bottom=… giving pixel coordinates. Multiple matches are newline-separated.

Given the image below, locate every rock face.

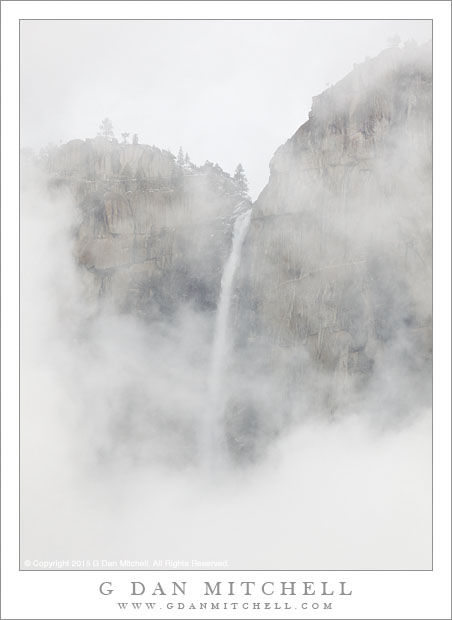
left=43, top=138, right=250, bottom=318
left=233, top=42, right=432, bottom=422
left=31, top=42, right=432, bottom=462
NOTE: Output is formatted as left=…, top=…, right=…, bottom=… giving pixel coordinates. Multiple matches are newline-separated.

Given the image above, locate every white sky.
left=20, top=19, right=431, bottom=198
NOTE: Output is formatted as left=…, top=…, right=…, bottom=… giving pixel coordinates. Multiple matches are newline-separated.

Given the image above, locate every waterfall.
left=203, top=208, right=252, bottom=468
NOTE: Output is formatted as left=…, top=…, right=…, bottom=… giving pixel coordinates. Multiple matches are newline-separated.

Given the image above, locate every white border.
left=2, top=2, right=450, bottom=619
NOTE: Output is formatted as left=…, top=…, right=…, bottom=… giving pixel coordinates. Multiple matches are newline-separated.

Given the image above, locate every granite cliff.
left=41, top=137, right=250, bottom=319
left=231, top=42, right=432, bottom=439
left=25, top=41, right=432, bottom=461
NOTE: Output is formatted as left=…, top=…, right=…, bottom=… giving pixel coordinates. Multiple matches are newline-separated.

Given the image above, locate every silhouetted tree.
left=99, top=118, right=114, bottom=140
left=121, top=132, right=130, bottom=144
left=132, top=133, right=139, bottom=145
left=184, top=152, right=192, bottom=167
left=233, top=163, right=249, bottom=196
left=177, top=147, right=185, bottom=167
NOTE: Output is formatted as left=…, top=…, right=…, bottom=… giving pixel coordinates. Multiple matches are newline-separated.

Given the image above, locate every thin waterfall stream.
left=203, top=208, right=252, bottom=468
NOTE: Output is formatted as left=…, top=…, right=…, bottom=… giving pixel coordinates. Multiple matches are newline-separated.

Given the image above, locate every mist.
left=20, top=25, right=432, bottom=571
left=20, top=152, right=431, bottom=570
left=20, top=19, right=432, bottom=198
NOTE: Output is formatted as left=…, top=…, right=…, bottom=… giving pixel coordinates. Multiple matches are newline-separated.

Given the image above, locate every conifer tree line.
left=97, top=120, right=249, bottom=195
left=177, top=146, right=192, bottom=168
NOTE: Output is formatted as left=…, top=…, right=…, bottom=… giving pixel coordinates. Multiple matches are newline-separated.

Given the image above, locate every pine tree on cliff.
left=177, top=147, right=185, bottom=167
left=184, top=152, right=192, bottom=168
left=99, top=118, right=114, bottom=140
left=233, top=163, right=249, bottom=197
left=121, top=132, right=129, bottom=144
